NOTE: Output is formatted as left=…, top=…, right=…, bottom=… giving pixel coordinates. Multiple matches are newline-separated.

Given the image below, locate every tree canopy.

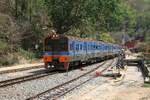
left=1, top=0, right=149, bottom=65
left=44, top=0, right=136, bottom=35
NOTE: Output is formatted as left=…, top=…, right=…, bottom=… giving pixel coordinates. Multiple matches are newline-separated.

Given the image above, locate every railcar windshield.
left=45, top=38, right=68, bottom=51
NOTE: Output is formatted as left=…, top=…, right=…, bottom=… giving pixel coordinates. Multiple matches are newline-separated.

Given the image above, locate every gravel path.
left=0, top=59, right=116, bottom=100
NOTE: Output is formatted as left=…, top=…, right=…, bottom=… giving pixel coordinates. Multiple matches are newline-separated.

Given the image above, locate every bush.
left=18, top=48, right=36, bottom=60
left=143, top=83, right=150, bottom=87
left=0, top=41, right=9, bottom=54
left=100, top=32, right=116, bottom=43
left=0, top=54, right=18, bottom=66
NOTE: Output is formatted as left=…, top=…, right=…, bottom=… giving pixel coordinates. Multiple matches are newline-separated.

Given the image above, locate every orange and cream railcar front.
left=43, top=34, right=70, bottom=70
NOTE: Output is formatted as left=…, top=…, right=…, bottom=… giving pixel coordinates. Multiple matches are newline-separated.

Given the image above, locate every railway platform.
left=124, top=53, right=150, bottom=83
left=124, top=53, right=142, bottom=64
left=0, top=63, right=44, bottom=74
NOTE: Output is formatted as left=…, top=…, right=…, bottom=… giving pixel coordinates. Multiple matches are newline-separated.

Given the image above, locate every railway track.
left=27, top=59, right=115, bottom=100
left=0, top=71, right=57, bottom=88
left=0, top=65, right=44, bottom=74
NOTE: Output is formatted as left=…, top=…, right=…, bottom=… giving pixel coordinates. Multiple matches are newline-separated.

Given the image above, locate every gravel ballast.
left=0, top=59, right=117, bottom=100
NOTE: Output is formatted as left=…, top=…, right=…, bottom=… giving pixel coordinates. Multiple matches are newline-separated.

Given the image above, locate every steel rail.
left=56, top=60, right=114, bottom=99
left=0, top=65, right=44, bottom=74
left=0, top=72, right=57, bottom=88
left=27, top=59, right=115, bottom=100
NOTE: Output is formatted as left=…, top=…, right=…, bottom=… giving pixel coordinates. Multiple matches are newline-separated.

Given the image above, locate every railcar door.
left=69, top=40, right=75, bottom=60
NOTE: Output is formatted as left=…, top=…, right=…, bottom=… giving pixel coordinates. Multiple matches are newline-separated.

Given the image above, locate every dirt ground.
left=64, top=54, right=150, bottom=100
left=67, top=85, right=150, bottom=100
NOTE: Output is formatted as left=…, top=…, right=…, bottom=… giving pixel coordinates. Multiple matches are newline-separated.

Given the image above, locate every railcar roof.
left=66, top=35, right=103, bottom=42
left=45, top=34, right=120, bottom=46
left=65, top=35, right=116, bottom=45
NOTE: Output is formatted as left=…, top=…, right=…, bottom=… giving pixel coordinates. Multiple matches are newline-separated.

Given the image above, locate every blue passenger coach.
left=43, top=34, right=122, bottom=70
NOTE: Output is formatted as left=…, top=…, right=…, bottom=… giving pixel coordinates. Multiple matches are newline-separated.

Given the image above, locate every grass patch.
left=143, top=83, right=150, bottom=87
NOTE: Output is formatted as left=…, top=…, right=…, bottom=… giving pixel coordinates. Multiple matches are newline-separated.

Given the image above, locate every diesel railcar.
left=43, top=34, right=122, bottom=70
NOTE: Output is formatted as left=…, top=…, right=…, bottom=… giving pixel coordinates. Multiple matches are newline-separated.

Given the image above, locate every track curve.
left=27, top=59, right=115, bottom=100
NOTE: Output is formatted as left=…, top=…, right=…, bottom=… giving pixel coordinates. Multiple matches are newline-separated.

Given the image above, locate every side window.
left=93, top=45, right=95, bottom=50
left=70, top=41, right=75, bottom=50
left=96, top=45, right=98, bottom=50
left=99, top=44, right=101, bottom=50
left=70, top=43, right=72, bottom=50
left=104, top=45, right=107, bottom=50
left=88, top=44, right=90, bottom=50
left=84, top=43, right=86, bottom=50
left=97, top=45, right=99, bottom=50
left=91, top=44, right=93, bottom=50
left=98, top=45, right=100, bottom=50
left=80, top=44, right=82, bottom=50
left=76, top=44, right=79, bottom=51
left=70, top=43, right=73, bottom=50
left=102, top=44, right=104, bottom=51
left=95, top=45, right=97, bottom=50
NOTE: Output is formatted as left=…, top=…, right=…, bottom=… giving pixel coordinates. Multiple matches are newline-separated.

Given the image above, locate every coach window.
left=90, top=44, right=91, bottom=50
left=97, top=45, right=99, bottom=50
left=93, top=45, right=94, bottom=50
left=70, top=43, right=73, bottom=50
left=70, top=44, right=72, bottom=50
left=92, top=45, right=94, bottom=50
left=95, top=45, right=97, bottom=50
left=93, top=45, right=95, bottom=50
left=91, top=45, right=93, bottom=50
left=96, top=45, right=98, bottom=50
left=76, top=44, right=79, bottom=51
left=99, top=45, right=101, bottom=50
left=90, top=44, right=92, bottom=50
left=105, top=45, right=107, bottom=51
left=94, top=45, right=96, bottom=50
left=80, top=44, right=82, bottom=50
left=84, top=43, right=86, bottom=50
left=75, top=44, right=77, bottom=51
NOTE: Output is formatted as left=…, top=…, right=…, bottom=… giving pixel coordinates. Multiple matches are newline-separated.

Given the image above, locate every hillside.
left=0, top=0, right=149, bottom=66
left=128, top=0, right=150, bottom=44
left=128, top=0, right=150, bottom=12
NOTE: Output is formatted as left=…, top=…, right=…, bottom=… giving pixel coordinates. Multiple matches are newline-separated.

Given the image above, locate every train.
left=43, top=34, right=122, bottom=70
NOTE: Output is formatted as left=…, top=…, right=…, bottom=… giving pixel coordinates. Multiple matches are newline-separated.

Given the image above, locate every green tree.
left=44, top=0, right=137, bottom=36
